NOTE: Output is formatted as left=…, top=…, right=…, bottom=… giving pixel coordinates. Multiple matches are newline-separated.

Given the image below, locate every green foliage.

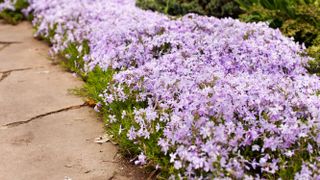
left=0, top=0, right=29, bottom=24
left=83, top=67, right=115, bottom=102
left=60, top=40, right=174, bottom=178
left=73, top=65, right=174, bottom=177
left=0, top=10, right=24, bottom=24
left=60, top=41, right=90, bottom=78
left=102, top=100, right=174, bottom=178
left=136, top=0, right=243, bottom=18
left=237, top=0, right=320, bottom=74
left=307, top=40, right=320, bottom=75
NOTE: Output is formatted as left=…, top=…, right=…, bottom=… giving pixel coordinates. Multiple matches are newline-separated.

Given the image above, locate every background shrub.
left=237, top=0, right=320, bottom=74
left=136, top=0, right=243, bottom=18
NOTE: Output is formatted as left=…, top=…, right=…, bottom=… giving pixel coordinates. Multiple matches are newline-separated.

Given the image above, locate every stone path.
left=0, top=22, right=145, bottom=180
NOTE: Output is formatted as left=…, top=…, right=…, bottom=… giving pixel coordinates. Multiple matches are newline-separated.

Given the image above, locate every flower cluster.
left=107, top=15, right=320, bottom=178
left=0, top=0, right=16, bottom=11
left=2, top=0, right=320, bottom=178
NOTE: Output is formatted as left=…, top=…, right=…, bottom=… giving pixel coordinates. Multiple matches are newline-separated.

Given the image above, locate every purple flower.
left=135, top=153, right=147, bottom=165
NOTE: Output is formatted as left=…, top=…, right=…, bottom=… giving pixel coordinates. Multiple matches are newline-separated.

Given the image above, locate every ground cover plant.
left=1, top=0, right=320, bottom=179
left=136, top=0, right=320, bottom=76
left=0, top=0, right=28, bottom=24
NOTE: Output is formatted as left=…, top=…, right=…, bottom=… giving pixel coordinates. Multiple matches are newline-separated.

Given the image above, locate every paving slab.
left=0, top=33, right=50, bottom=72
left=0, top=21, right=34, bottom=42
left=0, top=22, right=146, bottom=179
left=0, top=66, right=84, bottom=125
left=0, top=108, right=118, bottom=180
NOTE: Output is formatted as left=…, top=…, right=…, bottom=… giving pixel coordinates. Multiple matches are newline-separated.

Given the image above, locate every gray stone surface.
left=0, top=22, right=145, bottom=180
left=0, top=108, right=118, bottom=180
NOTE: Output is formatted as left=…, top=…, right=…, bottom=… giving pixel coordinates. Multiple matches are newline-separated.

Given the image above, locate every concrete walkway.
left=0, top=22, right=144, bottom=180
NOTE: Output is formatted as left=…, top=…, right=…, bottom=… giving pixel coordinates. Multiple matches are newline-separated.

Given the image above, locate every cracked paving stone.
left=0, top=71, right=10, bottom=82
left=0, top=41, right=22, bottom=44
left=0, top=33, right=50, bottom=72
left=0, top=67, right=34, bottom=74
left=0, top=67, right=84, bottom=125
left=0, top=67, right=35, bottom=82
left=0, top=108, right=120, bottom=180
left=2, top=102, right=88, bottom=129
left=0, top=68, right=48, bottom=87
left=0, top=41, right=22, bottom=51
left=0, top=44, right=9, bottom=51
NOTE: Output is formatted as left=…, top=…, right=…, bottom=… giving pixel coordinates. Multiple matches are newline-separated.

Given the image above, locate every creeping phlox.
left=2, top=0, right=320, bottom=179
left=0, top=0, right=16, bottom=11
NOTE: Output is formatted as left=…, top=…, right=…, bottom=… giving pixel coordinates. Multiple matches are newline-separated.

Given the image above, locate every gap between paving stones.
left=0, top=41, right=21, bottom=44
left=0, top=67, right=40, bottom=82
left=1, top=102, right=89, bottom=129
left=0, top=41, right=21, bottom=51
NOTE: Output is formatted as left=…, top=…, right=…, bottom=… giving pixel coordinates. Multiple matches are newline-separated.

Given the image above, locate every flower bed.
left=0, top=0, right=28, bottom=24
left=1, top=0, right=320, bottom=179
